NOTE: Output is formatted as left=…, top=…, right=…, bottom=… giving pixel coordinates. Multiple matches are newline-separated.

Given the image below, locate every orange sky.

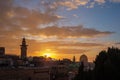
left=2, top=37, right=118, bottom=62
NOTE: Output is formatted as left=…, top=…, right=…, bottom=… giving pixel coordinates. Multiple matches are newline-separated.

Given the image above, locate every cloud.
left=0, top=0, right=60, bottom=30
left=0, top=37, right=103, bottom=55
left=73, top=14, right=79, bottom=18
left=36, top=41, right=103, bottom=47
left=27, top=41, right=103, bottom=54
left=49, top=0, right=120, bottom=10
left=0, top=25, right=114, bottom=43
left=110, top=0, right=120, bottom=2
left=56, top=48, right=87, bottom=54
left=94, top=0, right=106, bottom=4
left=33, top=25, right=114, bottom=38
left=115, top=42, right=120, bottom=44
left=51, top=0, right=89, bottom=10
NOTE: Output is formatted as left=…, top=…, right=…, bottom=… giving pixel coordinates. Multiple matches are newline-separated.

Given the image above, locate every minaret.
left=20, top=38, right=28, bottom=60
left=73, top=56, right=76, bottom=63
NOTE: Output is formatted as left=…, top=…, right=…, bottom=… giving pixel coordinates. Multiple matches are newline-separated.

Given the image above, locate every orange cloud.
left=94, top=0, right=105, bottom=4
left=51, top=0, right=89, bottom=10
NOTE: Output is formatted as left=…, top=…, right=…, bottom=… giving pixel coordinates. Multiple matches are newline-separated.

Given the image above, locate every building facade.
left=20, top=38, right=28, bottom=60
left=0, top=47, right=5, bottom=56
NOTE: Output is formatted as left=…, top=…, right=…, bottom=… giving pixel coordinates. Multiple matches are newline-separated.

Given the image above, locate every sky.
left=0, top=0, right=120, bottom=61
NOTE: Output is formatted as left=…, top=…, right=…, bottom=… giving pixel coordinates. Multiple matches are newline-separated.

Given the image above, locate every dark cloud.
left=115, top=42, right=120, bottom=44
left=34, top=25, right=114, bottom=38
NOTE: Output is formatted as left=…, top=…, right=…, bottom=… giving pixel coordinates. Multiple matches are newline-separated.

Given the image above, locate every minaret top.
left=21, top=37, right=28, bottom=46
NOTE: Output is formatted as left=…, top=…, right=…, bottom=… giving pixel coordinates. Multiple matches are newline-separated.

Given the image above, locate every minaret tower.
left=73, top=56, right=76, bottom=63
left=20, top=38, right=28, bottom=60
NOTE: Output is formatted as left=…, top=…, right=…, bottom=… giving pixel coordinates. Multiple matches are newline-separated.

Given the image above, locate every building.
left=80, top=54, right=88, bottom=63
left=79, top=54, right=95, bottom=71
left=73, top=56, right=76, bottom=63
left=0, top=47, right=5, bottom=56
left=50, top=64, right=68, bottom=80
left=0, top=67, right=50, bottom=80
left=20, top=38, right=28, bottom=60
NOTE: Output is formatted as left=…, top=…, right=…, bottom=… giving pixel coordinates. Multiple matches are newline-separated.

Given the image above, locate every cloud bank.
left=44, top=0, right=120, bottom=10
left=35, top=25, right=113, bottom=38
left=0, top=0, right=60, bottom=30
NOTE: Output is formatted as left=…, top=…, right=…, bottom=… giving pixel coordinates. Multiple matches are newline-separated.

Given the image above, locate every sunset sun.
left=41, top=49, right=56, bottom=58
left=43, top=52, right=51, bottom=57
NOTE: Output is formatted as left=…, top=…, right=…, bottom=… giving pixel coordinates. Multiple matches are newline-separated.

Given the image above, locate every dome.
left=80, top=54, right=88, bottom=63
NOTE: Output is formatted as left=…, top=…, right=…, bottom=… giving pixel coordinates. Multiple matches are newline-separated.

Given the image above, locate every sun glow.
left=43, top=52, right=51, bottom=57
left=42, top=49, right=56, bottom=58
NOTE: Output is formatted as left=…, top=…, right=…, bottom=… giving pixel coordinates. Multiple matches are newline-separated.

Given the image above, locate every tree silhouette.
left=74, top=62, right=84, bottom=80
left=94, top=47, right=120, bottom=80
left=74, top=47, right=120, bottom=80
